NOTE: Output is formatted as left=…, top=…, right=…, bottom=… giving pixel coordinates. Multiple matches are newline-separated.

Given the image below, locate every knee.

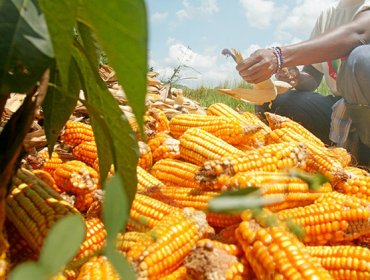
left=346, top=45, right=370, bottom=74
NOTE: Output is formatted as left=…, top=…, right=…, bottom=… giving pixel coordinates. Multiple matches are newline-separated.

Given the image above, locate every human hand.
left=236, top=48, right=277, bottom=84
left=275, top=67, right=300, bottom=87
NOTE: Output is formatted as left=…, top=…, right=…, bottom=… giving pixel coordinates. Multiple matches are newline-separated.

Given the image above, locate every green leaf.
left=288, top=168, right=329, bottom=191
left=207, top=188, right=283, bottom=214
left=42, top=60, right=79, bottom=153
left=73, top=45, right=139, bottom=202
left=81, top=0, right=147, bottom=132
left=39, top=215, right=85, bottom=275
left=38, top=0, right=77, bottom=87
left=0, top=0, right=53, bottom=94
left=104, top=244, right=136, bottom=280
left=77, top=22, right=100, bottom=71
left=9, top=262, right=48, bottom=280
left=103, top=175, right=130, bottom=242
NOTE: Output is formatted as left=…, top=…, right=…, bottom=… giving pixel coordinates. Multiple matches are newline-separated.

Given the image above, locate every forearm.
left=282, top=11, right=370, bottom=67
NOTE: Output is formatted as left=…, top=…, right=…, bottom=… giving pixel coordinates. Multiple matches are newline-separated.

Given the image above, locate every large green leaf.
left=81, top=0, right=147, bottom=132
left=42, top=60, right=79, bottom=154
left=73, top=45, right=139, bottom=202
left=38, top=0, right=77, bottom=87
left=39, top=215, right=85, bottom=275
left=77, top=22, right=100, bottom=71
left=0, top=0, right=53, bottom=94
left=8, top=262, right=48, bottom=280
left=104, top=243, right=136, bottom=280
left=103, top=175, right=130, bottom=242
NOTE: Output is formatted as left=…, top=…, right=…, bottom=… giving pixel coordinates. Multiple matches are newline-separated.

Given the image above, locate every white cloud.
left=150, top=11, right=168, bottom=22
left=165, top=43, right=217, bottom=69
left=239, top=0, right=287, bottom=29
left=154, top=41, right=240, bottom=88
left=176, top=0, right=219, bottom=20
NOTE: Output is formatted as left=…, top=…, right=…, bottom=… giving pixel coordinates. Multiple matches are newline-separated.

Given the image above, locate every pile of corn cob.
left=3, top=70, right=370, bottom=279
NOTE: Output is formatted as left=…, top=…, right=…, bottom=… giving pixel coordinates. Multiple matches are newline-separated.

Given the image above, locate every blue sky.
left=145, top=0, right=338, bottom=87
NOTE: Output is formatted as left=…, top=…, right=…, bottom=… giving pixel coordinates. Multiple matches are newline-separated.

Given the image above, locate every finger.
left=244, top=71, right=271, bottom=84
left=236, top=56, right=260, bottom=72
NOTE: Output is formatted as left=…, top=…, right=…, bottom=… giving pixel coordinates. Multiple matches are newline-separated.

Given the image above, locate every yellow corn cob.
left=143, top=186, right=220, bottom=210
left=126, top=208, right=213, bottom=279
left=72, top=141, right=97, bottom=166
left=143, top=185, right=242, bottom=229
left=184, top=239, right=245, bottom=280
left=74, top=191, right=96, bottom=213
left=137, top=166, right=166, bottom=192
left=169, top=114, right=261, bottom=145
left=33, top=169, right=60, bottom=193
left=306, top=245, right=370, bottom=279
left=276, top=192, right=370, bottom=245
left=76, top=256, right=120, bottom=280
left=236, top=219, right=334, bottom=280
left=335, top=176, right=370, bottom=201
left=344, top=166, right=369, bottom=177
left=6, top=168, right=79, bottom=253
left=214, top=171, right=333, bottom=211
left=179, top=128, right=244, bottom=166
left=206, top=213, right=242, bottom=229
left=6, top=220, right=37, bottom=265
left=53, top=160, right=99, bottom=195
left=138, top=141, right=153, bottom=170
left=242, top=111, right=270, bottom=129
left=128, top=193, right=179, bottom=232
left=148, top=108, right=170, bottom=133
left=267, top=127, right=348, bottom=184
left=197, top=142, right=307, bottom=186
left=71, top=217, right=107, bottom=267
left=265, top=112, right=325, bottom=147
left=150, top=159, right=201, bottom=188
left=327, top=146, right=352, bottom=167
left=61, top=121, right=94, bottom=147
left=27, top=150, right=73, bottom=175
left=207, top=103, right=271, bottom=148
left=147, top=132, right=181, bottom=162
left=161, top=266, right=188, bottom=280
left=116, top=231, right=151, bottom=256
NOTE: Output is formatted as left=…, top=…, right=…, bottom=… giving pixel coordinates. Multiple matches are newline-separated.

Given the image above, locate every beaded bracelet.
left=271, top=46, right=284, bottom=72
